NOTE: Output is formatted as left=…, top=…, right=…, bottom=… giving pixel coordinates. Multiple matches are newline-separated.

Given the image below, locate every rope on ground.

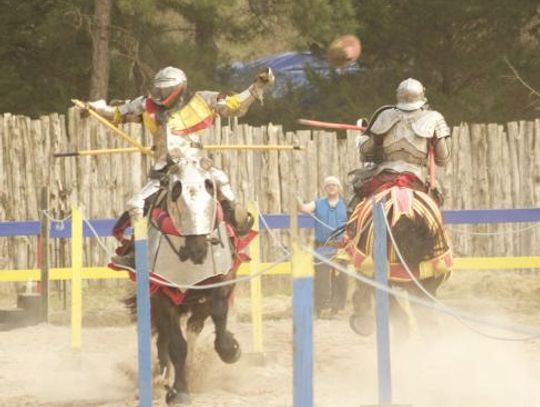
left=381, top=214, right=540, bottom=341
left=305, top=246, right=540, bottom=341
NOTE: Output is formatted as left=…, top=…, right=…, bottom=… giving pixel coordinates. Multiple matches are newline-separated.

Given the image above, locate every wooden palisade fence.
left=0, top=111, right=539, bottom=273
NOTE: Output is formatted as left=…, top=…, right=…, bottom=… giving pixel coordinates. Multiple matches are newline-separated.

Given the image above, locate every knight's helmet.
left=150, top=66, right=188, bottom=108
left=396, top=78, right=427, bottom=111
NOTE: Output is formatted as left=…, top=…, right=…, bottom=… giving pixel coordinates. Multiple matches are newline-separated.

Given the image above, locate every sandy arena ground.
left=1, top=269, right=540, bottom=407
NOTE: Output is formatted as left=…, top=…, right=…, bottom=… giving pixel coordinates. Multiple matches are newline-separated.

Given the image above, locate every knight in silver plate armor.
left=85, top=66, right=274, bottom=265
left=350, top=78, right=451, bottom=210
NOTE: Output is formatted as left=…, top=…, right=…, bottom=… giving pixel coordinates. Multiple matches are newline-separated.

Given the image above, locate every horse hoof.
left=215, top=335, right=242, bottom=364
left=166, top=388, right=192, bottom=405
left=349, top=313, right=374, bottom=336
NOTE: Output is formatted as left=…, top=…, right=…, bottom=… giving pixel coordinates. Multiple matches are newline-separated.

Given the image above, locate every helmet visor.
left=150, top=84, right=186, bottom=107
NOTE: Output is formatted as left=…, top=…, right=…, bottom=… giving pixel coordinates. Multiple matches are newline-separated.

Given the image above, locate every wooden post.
left=134, top=217, right=153, bottom=407
left=291, top=151, right=314, bottom=407
left=71, top=206, right=83, bottom=349
left=40, top=186, right=49, bottom=322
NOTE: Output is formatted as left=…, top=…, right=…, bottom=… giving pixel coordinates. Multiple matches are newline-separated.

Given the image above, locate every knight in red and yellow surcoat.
left=88, top=66, right=274, bottom=265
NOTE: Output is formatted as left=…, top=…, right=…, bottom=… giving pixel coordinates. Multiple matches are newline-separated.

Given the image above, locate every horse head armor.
left=166, top=157, right=217, bottom=236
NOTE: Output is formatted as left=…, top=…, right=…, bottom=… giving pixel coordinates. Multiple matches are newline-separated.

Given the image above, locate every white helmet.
left=150, top=66, right=187, bottom=107
left=396, top=78, right=427, bottom=111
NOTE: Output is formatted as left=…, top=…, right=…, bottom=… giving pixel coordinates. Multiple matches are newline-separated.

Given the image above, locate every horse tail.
left=391, top=211, right=437, bottom=270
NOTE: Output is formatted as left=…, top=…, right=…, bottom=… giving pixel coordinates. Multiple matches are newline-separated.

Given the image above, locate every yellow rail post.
left=248, top=201, right=264, bottom=356
left=71, top=207, right=83, bottom=349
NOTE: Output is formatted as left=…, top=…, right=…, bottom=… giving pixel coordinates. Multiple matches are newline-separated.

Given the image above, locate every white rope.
left=290, top=183, right=346, bottom=232
left=305, top=246, right=540, bottom=340
left=257, top=203, right=291, bottom=256
left=122, top=253, right=291, bottom=290
left=308, top=212, right=337, bottom=231
left=312, top=212, right=372, bottom=266
left=294, top=192, right=349, bottom=264
left=41, top=209, right=72, bottom=230
left=81, top=212, right=115, bottom=257
left=446, top=223, right=539, bottom=236
left=381, top=213, right=540, bottom=341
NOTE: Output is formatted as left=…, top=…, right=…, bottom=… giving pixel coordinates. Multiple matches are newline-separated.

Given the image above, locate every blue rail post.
left=373, top=200, right=393, bottom=405
left=134, top=218, right=153, bottom=407
left=290, top=151, right=314, bottom=407
left=292, top=242, right=314, bottom=407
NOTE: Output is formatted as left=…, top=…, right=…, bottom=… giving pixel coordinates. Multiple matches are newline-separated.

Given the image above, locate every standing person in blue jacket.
left=298, top=176, right=349, bottom=318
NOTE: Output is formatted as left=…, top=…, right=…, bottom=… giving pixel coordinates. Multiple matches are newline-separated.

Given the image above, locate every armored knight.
left=87, top=66, right=274, bottom=265
left=350, top=78, right=451, bottom=209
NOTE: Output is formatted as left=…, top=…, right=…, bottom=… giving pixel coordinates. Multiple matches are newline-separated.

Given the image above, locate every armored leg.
left=111, top=179, right=161, bottom=268
left=221, top=199, right=254, bottom=237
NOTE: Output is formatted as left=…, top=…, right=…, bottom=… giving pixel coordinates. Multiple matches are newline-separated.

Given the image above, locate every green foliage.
left=248, top=0, right=540, bottom=127
left=290, top=0, right=358, bottom=48
left=0, top=0, right=537, bottom=125
left=348, top=0, right=540, bottom=122
left=0, top=0, right=92, bottom=116
left=116, top=0, right=156, bottom=21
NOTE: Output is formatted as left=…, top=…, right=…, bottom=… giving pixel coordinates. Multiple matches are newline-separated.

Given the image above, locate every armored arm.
left=357, top=106, right=396, bottom=163
left=432, top=115, right=452, bottom=166
left=358, top=136, right=378, bottom=162
left=87, top=96, right=146, bottom=125
left=199, top=68, right=275, bottom=118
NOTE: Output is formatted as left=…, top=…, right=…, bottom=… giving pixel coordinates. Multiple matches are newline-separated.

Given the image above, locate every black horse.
left=124, top=157, right=243, bottom=405
left=345, top=185, right=452, bottom=335
left=125, top=270, right=240, bottom=404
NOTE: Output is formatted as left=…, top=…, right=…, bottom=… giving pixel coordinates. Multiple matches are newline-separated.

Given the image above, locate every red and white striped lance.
left=297, top=118, right=367, bottom=132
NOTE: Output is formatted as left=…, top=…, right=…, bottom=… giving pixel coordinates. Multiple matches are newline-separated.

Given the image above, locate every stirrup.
left=206, top=229, right=221, bottom=244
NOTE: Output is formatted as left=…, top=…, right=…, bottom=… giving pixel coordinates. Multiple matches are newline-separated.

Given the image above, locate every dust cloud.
left=1, top=287, right=539, bottom=407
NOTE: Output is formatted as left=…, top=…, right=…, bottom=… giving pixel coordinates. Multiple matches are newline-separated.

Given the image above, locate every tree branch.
left=504, top=56, right=540, bottom=98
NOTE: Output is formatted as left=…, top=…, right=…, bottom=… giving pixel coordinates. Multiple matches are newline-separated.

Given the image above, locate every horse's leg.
left=210, top=286, right=241, bottom=364
left=158, top=298, right=190, bottom=405
left=389, top=287, right=416, bottom=338
left=151, top=294, right=172, bottom=380
left=330, top=262, right=349, bottom=314
left=349, top=280, right=375, bottom=336
left=185, top=301, right=211, bottom=378
left=314, top=261, right=332, bottom=317
left=187, top=300, right=210, bottom=337
left=406, top=276, right=446, bottom=333
left=416, top=275, right=446, bottom=297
